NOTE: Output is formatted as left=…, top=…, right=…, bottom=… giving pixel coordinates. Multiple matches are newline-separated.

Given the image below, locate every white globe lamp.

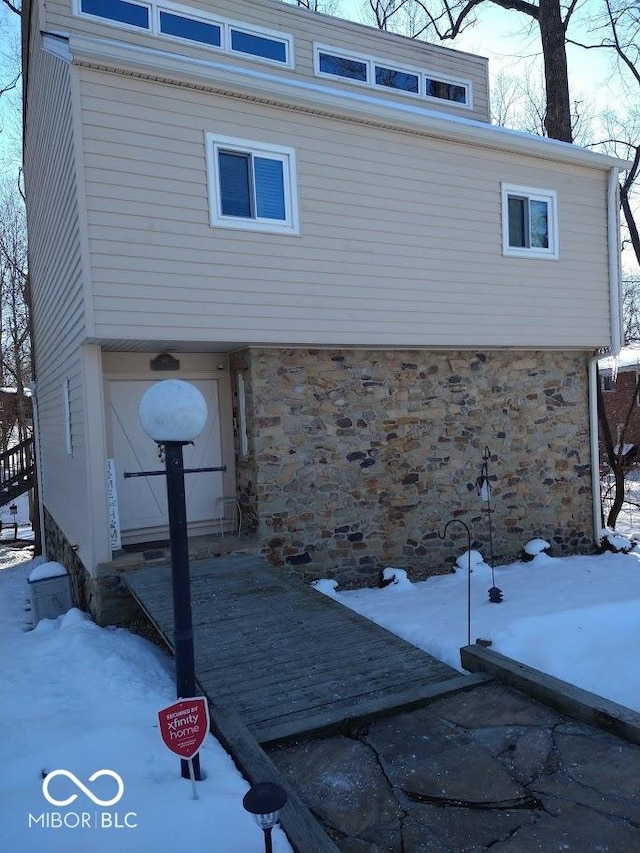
left=139, top=379, right=208, bottom=443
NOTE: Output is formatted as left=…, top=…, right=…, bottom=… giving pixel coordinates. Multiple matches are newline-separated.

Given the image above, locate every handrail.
left=0, top=437, right=35, bottom=493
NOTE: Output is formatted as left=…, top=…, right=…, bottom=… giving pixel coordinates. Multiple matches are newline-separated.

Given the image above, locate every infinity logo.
left=42, top=770, right=125, bottom=807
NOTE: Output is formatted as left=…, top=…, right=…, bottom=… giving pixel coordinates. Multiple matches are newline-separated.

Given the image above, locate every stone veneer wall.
left=44, top=508, right=141, bottom=625
left=231, top=348, right=594, bottom=584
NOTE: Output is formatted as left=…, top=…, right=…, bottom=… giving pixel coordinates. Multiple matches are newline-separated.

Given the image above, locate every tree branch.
left=1, top=0, right=21, bottom=15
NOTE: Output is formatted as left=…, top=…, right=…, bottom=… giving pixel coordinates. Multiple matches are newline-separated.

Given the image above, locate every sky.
left=1, top=534, right=638, bottom=851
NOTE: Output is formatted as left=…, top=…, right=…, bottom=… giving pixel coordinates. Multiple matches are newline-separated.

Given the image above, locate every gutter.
left=588, top=167, right=624, bottom=546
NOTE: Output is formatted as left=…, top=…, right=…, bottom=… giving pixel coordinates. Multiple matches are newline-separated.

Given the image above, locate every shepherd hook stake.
left=438, top=519, right=472, bottom=647
left=478, top=446, right=503, bottom=603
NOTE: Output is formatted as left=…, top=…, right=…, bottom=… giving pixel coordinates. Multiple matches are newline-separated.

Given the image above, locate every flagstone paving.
left=268, top=682, right=640, bottom=852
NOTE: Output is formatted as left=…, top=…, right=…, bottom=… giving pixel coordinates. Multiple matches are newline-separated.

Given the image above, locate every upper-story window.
left=314, top=44, right=472, bottom=108
left=159, top=10, right=222, bottom=47
left=80, top=0, right=150, bottom=29
left=501, top=184, right=559, bottom=260
left=77, top=1, right=294, bottom=67
left=207, top=135, right=299, bottom=235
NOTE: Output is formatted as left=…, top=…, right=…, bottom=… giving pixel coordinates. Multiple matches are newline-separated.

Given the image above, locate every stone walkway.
left=268, top=681, right=640, bottom=852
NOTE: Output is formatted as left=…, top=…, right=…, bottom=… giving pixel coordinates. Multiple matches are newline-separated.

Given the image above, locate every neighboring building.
left=599, top=347, right=640, bottom=452
left=23, top=0, right=627, bottom=623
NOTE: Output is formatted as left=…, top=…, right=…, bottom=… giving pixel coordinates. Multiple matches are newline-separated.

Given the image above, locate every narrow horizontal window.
left=315, top=44, right=472, bottom=109
left=159, top=11, right=221, bottom=46
left=375, top=65, right=419, bottom=93
left=502, top=184, right=558, bottom=259
left=318, top=52, right=368, bottom=82
left=425, top=78, right=468, bottom=104
left=230, top=28, right=288, bottom=63
left=80, top=0, right=150, bottom=29
left=208, top=135, right=298, bottom=234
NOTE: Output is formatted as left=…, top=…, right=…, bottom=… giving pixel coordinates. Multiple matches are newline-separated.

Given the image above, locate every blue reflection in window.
left=375, top=66, right=419, bottom=93
left=230, top=29, right=287, bottom=63
left=254, top=158, right=285, bottom=220
left=319, top=52, right=367, bottom=81
left=81, top=0, right=149, bottom=29
left=219, top=152, right=252, bottom=218
left=159, top=12, right=221, bottom=47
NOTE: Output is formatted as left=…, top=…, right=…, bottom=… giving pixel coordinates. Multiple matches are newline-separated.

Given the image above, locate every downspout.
left=29, top=381, right=47, bottom=556
left=589, top=167, right=623, bottom=545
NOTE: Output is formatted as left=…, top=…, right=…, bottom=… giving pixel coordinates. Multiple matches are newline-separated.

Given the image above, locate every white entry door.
left=109, top=379, right=224, bottom=534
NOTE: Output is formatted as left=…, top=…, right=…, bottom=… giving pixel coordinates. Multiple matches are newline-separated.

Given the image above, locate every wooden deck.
left=123, top=553, right=480, bottom=745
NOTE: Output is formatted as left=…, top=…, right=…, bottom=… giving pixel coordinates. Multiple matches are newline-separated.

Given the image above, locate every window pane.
left=375, top=66, right=419, bottom=93
left=254, top=157, right=286, bottom=220
left=508, top=196, right=527, bottom=247
left=425, top=78, right=467, bottom=103
left=219, top=151, right=252, bottom=218
left=529, top=199, right=549, bottom=248
left=159, top=11, right=221, bottom=46
left=230, top=29, right=287, bottom=63
left=81, top=0, right=149, bottom=28
left=319, top=52, right=367, bottom=81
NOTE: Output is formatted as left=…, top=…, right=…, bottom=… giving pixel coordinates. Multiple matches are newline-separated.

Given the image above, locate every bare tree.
left=491, top=65, right=594, bottom=144
left=0, top=177, right=31, bottom=451
left=281, top=0, right=343, bottom=13
left=622, top=274, right=640, bottom=344
left=0, top=1, right=19, bottom=16
left=362, top=0, right=578, bottom=142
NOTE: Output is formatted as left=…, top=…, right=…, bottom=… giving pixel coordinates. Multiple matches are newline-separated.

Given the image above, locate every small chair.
left=216, top=496, right=242, bottom=537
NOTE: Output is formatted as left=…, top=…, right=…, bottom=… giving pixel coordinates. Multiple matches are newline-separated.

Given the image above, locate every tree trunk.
left=538, top=0, right=572, bottom=141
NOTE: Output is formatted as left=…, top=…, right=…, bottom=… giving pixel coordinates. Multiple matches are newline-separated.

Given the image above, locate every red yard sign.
left=158, top=698, right=210, bottom=760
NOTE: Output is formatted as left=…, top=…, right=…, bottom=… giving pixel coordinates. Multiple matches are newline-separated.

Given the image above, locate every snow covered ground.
left=0, top=549, right=291, bottom=853
left=0, top=491, right=34, bottom=542
left=314, top=545, right=640, bottom=713
left=1, top=538, right=639, bottom=852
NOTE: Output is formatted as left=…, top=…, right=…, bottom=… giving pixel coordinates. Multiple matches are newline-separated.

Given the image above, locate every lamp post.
left=139, top=379, right=208, bottom=781
left=242, top=782, right=288, bottom=853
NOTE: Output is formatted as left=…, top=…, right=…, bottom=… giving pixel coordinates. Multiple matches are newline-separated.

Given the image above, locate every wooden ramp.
left=124, top=553, right=477, bottom=745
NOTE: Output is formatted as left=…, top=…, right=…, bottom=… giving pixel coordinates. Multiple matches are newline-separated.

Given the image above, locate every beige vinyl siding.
left=79, top=70, right=610, bottom=349
left=44, top=0, right=489, bottom=121
left=24, top=39, right=102, bottom=566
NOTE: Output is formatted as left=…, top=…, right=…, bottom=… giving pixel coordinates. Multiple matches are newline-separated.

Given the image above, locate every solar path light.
left=242, top=782, right=288, bottom=853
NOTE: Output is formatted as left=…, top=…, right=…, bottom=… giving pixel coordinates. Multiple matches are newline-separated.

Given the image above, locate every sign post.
left=158, top=698, right=210, bottom=799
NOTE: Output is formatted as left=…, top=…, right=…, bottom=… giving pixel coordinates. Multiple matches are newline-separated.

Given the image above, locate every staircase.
left=0, top=437, right=36, bottom=506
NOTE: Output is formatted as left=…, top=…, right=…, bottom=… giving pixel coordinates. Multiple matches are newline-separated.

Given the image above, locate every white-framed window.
left=78, top=0, right=151, bottom=29
left=76, top=1, right=294, bottom=68
left=602, top=374, right=616, bottom=392
left=206, top=135, right=299, bottom=234
left=314, top=43, right=472, bottom=108
left=501, top=184, right=559, bottom=259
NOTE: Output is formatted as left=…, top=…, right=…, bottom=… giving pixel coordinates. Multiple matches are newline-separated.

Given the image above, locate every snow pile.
left=28, top=560, right=68, bottom=582
left=600, top=528, right=633, bottom=553
left=311, top=578, right=339, bottom=597
left=381, top=567, right=414, bottom=589
left=456, top=550, right=489, bottom=571
left=523, top=538, right=551, bottom=557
